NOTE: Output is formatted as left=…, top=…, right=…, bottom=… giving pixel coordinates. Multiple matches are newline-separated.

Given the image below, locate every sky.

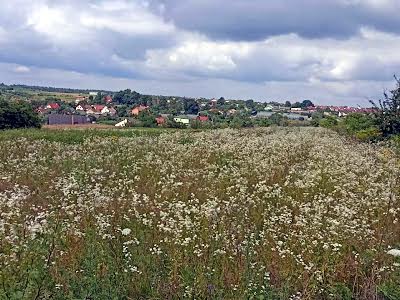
left=0, top=0, right=399, bottom=105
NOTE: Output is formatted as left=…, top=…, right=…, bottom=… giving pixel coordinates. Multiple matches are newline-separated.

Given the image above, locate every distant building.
left=104, top=95, right=113, bottom=103
left=227, top=109, right=237, bottom=115
left=156, top=116, right=166, bottom=125
left=46, top=103, right=60, bottom=110
left=48, top=114, right=88, bottom=125
left=75, top=104, right=85, bottom=111
left=173, top=116, right=190, bottom=124
left=108, top=107, right=117, bottom=116
left=131, top=105, right=149, bottom=116
left=115, top=119, right=128, bottom=127
left=75, top=96, right=87, bottom=104
left=89, top=92, right=98, bottom=96
left=197, top=115, right=209, bottom=122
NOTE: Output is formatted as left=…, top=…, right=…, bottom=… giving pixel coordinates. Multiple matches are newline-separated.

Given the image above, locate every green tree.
left=301, top=100, right=314, bottom=108
left=370, top=76, right=400, bottom=136
left=94, top=92, right=103, bottom=104
left=137, top=111, right=157, bottom=127
left=0, top=99, right=41, bottom=129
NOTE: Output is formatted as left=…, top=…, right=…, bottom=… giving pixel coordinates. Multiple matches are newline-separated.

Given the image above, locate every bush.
left=342, top=113, right=377, bottom=133
left=354, top=127, right=382, bottom=141
left=319, top=116, right=338, bottom=128
left=0, top=99, right=41, bottom=129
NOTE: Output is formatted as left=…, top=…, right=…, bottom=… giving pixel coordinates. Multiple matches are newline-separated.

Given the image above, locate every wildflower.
left=121, top=228, right=131, bottom=236
left=387, top=249, right=400, bottom=257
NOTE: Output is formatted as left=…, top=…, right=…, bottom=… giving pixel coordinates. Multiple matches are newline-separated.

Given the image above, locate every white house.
left=75, top=105, right=85, bottom=111
left=173, top=117, right=190, bottom=124
left=100, top=106, right=110, bottom=114
left=115, top=119, right=128, bottom=127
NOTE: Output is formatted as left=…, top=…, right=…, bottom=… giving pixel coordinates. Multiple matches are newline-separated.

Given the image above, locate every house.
left=227, top=109, right=237, bottom=115
left=75, top=104, right=85, bottom=111
left=75, top=96, right=87, bottom=104
left=108, top=107, right=117, bottom=116
left=46, top=103, right=60, bottom=110
left=91, top=105, right=110, bottom=115
left=104, top=95, right=113, bottom=104
left=48, top=114, right=88, bottom=125
left=89, top=92, right=98, bottom=96
left=131, top=105, right=149, bottom=116
left=197, top=115, right=209, bottom=122
left=115, top=119, right=128, bottom=127
left=156, top=116, right=166, bottom=125
left=173, top=116, right=190, bottom=125
left=291, top=107, right=302, bottom=111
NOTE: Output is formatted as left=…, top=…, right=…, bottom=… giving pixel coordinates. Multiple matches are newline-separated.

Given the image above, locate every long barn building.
left=48, top=114, right=88, bottom=125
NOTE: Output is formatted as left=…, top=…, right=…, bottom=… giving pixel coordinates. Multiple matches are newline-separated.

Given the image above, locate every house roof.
left=93, top=105, right=106, bottom=112
left=197, top=115, right=209, bottom=121
left=47, top=103, right=60, bottom=109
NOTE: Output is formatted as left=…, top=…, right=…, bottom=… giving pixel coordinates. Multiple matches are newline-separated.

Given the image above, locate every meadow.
left=0, top=127, right=399, bottom=299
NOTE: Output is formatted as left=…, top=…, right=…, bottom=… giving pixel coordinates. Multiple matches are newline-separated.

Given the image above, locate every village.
left=33, top=90, right=376, bottom=128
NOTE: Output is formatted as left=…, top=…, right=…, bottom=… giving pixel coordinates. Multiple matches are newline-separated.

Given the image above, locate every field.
left=0, top=127, right=399, bottom=299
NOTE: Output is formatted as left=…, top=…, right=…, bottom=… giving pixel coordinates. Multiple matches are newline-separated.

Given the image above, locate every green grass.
left=0, top=127, right=176, bottom=144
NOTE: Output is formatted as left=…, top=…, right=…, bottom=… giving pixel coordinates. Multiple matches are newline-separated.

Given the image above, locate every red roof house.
left=197, top=115, right=209, bottom=122
left=156, top=116, right=166, bottom=125
left=46, top=103, right=60, bottom=110
left=131, top=105, right=149, bottom=116
left=104, top=95, right=113, bottom=103
left=93, top=105, right=105, bottom=112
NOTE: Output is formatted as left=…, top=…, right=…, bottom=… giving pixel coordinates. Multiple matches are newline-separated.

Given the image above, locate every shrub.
left=319, top=116, right=338, bottom=128
left=354, top=127, right=382, bottom=141
left=342, top=113, right=377, bottom=133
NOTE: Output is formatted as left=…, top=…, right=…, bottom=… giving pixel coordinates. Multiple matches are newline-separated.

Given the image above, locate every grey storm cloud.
left=160, top=0, right=400, bottom=40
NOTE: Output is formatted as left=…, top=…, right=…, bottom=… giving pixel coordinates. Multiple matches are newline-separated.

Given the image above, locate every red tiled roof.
left=197, top=115, right=209, bottom=122
left=93, top=105, right=105, bottom=112
left=47, top=103, right=60, bottom=110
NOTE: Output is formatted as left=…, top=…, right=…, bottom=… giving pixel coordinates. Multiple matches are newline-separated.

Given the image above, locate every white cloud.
left=0, top=26, right=6, bottom=43
left=146, top=35, right=252, bottom=73
left=81, top=1, right=175, bottom=36
left=26, top=3, right=87, bottom=44
left=13, top=65, right=31, bottom=73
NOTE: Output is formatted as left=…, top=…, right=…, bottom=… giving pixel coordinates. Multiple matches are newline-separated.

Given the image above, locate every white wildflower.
left=121, top=228, right=131, bottom=236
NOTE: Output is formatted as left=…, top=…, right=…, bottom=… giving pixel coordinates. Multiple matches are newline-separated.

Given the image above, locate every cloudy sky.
left=0, top=0, right=399, bottom=105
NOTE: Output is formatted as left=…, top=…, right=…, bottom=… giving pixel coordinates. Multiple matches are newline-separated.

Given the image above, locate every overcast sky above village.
left=1, top=0, right=400, bottom=105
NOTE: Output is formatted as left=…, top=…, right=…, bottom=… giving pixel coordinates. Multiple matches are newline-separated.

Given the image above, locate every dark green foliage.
left=370, top=76, right=400, bottom=136
left=0, top=99, right=41, bottom=129
left=137, top=111, right=157, bottom=127
left=183, top=98, right=199, bottom=114
left=301, top=99, right=314, bottom=108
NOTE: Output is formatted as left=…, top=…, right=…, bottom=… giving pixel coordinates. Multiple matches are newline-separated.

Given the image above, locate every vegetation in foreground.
left=0, top=127, right=399, bottom=299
